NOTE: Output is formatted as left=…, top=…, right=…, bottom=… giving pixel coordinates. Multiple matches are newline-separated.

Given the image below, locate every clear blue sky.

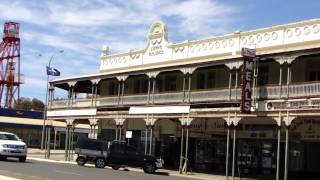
left=0, top=0, right=319, bottom=102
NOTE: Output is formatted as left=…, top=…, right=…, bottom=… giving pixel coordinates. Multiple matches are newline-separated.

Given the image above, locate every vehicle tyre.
left=76, top=157, right=86, bottom=166
left=95, top=158, right=106, bottom=168
left=143, top=163, right=156, bottom=174
left=111, top=165, right=120, bottom=170
left=0, top=155, right=6, bottom=161
left=19, top=156, right=26, bottom=162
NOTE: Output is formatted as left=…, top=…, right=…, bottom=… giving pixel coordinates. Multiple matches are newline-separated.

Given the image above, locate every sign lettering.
left=149, top=45, right=164, bottom=56
left=240, top=48, right=255, bottom=113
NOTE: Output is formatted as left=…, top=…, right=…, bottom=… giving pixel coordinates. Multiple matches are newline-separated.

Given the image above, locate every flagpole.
left=41, top=51, right=63, bottom=151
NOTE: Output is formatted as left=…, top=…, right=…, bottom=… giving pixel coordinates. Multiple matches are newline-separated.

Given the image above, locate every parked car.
left=74, top=138, right=163, bottom=173
left=0, top=131, right=27, bottom=162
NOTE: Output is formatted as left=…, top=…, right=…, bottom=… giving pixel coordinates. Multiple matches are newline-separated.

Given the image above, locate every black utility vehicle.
left=74, top=138, right=163, bottom=173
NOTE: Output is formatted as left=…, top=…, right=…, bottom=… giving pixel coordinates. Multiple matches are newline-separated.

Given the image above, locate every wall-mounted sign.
left=47, top=109, right=97, bottom=117
left=126, top=131, right=133, bottom=139
left=265, top=98, right=320, bottom=111
left=240, top=48, right=256, bottom=114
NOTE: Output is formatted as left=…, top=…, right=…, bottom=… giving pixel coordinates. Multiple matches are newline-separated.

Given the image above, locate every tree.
left=14, top=97, right=44, bottom=111
left=31, top=98, right=45, bottom=111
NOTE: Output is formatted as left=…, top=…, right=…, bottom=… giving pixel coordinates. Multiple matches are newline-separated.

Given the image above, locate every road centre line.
left=54, top=170, right=83, bottom=176
left=0, top=175, right=21, bottom=180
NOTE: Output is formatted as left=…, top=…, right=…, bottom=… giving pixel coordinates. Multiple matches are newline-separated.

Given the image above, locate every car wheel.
left=143, top=163, right=156, bottom=174
left=0, top=155, right=7, bottom=161
left=76, top=157, right=86, bottom=166
left=95, top=158, right=106, bottom=168
left=112, top=165, right=120, bottom=170
left=19, top=156, right=26, bottom=162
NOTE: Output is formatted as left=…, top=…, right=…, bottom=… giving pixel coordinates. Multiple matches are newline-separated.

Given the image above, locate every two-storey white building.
left=48, top=19, right=320, bottom=179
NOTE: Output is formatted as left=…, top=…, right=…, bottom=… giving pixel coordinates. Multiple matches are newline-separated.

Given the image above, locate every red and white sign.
left=265, top=98, right=320, bottom=111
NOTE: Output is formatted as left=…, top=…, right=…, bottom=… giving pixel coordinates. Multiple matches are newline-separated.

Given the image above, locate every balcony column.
left=228, top=69, right=232, bottom=101
left=65, top=119, right=74, bottom=161
left=187, top=74, right=192, bottom=103
left=147, top=71, right=160, bottom=104
left=121, top=81, right=125, bottom=104
left=286, top=64, right=291, bottom=99
left=273, top=113, right=283, bottom=180
left=116, top=76, right=127, bottom=105
left=152, top=77, right=156, bottom=104
left=279, top=64, right=283, bottom=98
left=234, top=69, right=239, bottom=100
left=91, top=83, right=96, bottom=106
left=144, top=117, right=157, bottom=155
left=90, top=79, right=100, bottom=107
left=115, top=118, right=125, bottom=141
left=179, top=116, right=193, bottom=174
left=182, top=67, right=196, bottom=103
left=283, top=113, right=296, bottom=180
left=144, top=124, right=149, bottom=155
left=225, top=61, right=241, bottom=101
left=89, top=118, right=98, bottom=139
left=70, top=123, right=76, bottom=160
left=67, top=81, right=76, bottom=108
left=275, top=56, right=297, bottom=99
left=182, top=73, right=186, bottom=103
left=147, top=77, right=151, bottom=104
left=178, top=123, right=184, bottom=174
left=223, top=113, right=233, bottom=179
left=231, top=116, right=241, bottom=180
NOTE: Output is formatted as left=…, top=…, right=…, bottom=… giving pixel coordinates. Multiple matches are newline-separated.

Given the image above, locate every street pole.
left=41, top=65, right=50, bottom=150
left=41, top=51, right=63, bottom=150
left=226, top=126, right=230, bottom=180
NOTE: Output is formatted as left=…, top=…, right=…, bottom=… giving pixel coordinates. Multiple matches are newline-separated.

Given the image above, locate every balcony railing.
left=49, top=82, right=320, bottom=109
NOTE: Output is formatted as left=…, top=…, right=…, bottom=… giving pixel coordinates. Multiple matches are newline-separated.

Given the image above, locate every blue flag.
left=46, top=66, right=60, bottom=76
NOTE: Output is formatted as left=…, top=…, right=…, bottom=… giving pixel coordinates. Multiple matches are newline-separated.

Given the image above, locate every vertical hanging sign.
left=240, top=48, right=256, bottom=114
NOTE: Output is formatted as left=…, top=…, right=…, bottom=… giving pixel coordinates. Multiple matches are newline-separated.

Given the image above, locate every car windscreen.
left=0, top=134, right=19, bottom=141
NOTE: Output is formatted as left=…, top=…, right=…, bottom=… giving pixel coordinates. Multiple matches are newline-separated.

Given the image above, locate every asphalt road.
left=0, top=158, right=196, bottom=180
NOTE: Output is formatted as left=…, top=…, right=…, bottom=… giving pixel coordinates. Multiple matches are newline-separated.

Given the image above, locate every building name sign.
left=149, top=44, right=164, bottom=56
left=240, top=48, right=255, bottom=114
left=265, top=98, right=320, bottom=111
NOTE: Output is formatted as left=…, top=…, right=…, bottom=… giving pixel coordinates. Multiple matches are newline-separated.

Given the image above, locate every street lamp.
left=40, top=50, right=64, bottom=151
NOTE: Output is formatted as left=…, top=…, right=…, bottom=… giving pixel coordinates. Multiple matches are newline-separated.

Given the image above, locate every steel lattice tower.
left=0, top=22, right=22, bottom=108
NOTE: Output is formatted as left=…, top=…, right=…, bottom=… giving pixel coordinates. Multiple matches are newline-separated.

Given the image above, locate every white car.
left=0, top=132, right=27, bottom=162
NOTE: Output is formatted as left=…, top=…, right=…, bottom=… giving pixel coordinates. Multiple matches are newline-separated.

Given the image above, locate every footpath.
left=27, top=148, right=241, bottom=180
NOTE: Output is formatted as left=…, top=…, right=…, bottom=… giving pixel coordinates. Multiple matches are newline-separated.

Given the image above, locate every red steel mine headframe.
left=0, top=22, right=23, bottom=108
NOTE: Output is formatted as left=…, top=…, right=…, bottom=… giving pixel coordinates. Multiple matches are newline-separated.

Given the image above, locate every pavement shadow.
left=1, top=158, right=33, bottom=164
left=153, top=171, right=169, bottom=176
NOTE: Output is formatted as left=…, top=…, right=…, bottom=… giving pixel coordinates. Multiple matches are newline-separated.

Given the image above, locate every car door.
left=125, top=145, right=144, bottom=167
left=108, top=144, right=125, bottom=165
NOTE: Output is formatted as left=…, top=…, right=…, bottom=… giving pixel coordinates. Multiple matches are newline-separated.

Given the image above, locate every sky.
left=0, top=0, right=319, bottom=102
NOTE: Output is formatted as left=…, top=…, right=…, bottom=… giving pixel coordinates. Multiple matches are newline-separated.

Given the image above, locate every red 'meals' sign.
left=240, top=48, right=255, bottom=114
